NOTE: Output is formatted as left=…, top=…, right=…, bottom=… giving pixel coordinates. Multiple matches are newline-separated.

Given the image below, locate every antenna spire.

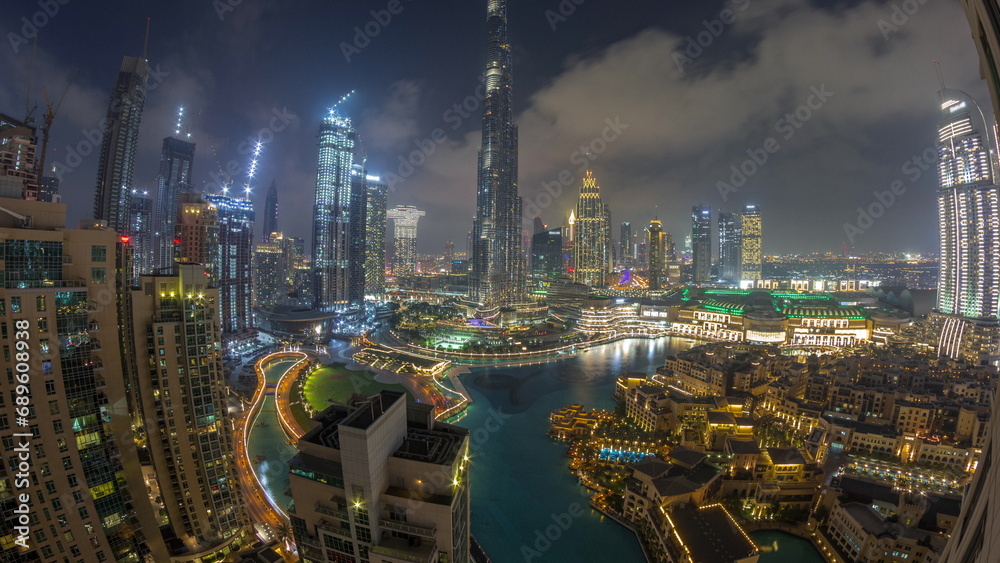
left=143, top=18, right=151, bottom=60
left=933, top=59, right=947, bottom=95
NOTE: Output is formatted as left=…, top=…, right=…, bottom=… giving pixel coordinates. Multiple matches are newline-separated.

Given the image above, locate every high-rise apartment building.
left=572, top=171, right=611, bottom=287
left=365, top=175, right=388, bottom=300
left=93, top=56, right=148, bottom=233
left=288, top=391, right=470, bottom=563
left=204, top=194, right=255, bottom=334
left=128, top=264, right=251, bottom=559
left=929, top=88, right=1000, bottom=365
left=388, top=206, right=426, bottom=277
left=0, top=199, right=168, bottom=562
left=740, top=204, right=762, bottom=282
left=155, top=136, right=195, bottom=270
left=312, top=109, right=358, bottom=312
left=469, top=0, right=524, bottom=312
left=347, top=166, right=368, bottom=309
left=691, top=205, right=712, bottom=283
left=718, top=211, right=740, bottom=282
left=262, top=179, right=278, bottom=243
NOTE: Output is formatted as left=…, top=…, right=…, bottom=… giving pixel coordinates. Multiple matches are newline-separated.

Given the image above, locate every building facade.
left=691, top=205, right=712, bottom=284
left=572, top=170, right=611, bottom=287
left=531, top=228, right=564, bottom=280
left=262, top=179, right=278, bottom=243
left=0, top=199, right=169, bottom=562
left=128, top=265, right=251, bottom=560
left=0, top=113, right=38, bottom=200
left=203, top=194, right=255, bottom=334
left=931, top=88, right=1000, bottom=365
left=312, top=110, right=358, bottom=312
left=288, top=391, right=471, bottom=563
left=365, top=175, right=388, bottom=300
left=469, top=0, right=524, bottom=312
left=740, top=204, right=762, bottom=282
left=93, top=56, right=148, bottom=233
left=648, top=219, right=666, bottom=290
left=718, top=211, right=740, bottom=283
left=388, top=206, right=426, bottom=278
left=128, top=189, right=154, bottom=284
left=155, top=136, right=195, bottom=270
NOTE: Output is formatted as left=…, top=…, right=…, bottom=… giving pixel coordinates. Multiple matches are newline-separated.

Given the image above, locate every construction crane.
left=36, top=69, right=77, bottom=180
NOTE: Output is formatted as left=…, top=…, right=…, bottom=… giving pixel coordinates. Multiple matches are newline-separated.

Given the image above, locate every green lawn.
left=293, top=364, right=412, bottom=427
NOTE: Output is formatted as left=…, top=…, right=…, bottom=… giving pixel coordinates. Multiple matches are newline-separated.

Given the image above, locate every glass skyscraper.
left=469, top=0, right=524, bottom=312
left=387, top=206, right=426, bottom=277
left=93, top=56, right=148, bottom=233
left=691, top=205, right=712, bottom=283
left=365, top=174, right=388, bottom=300
left=312, top=110, right=357, bottom=312
left=155, top=135, right=195, bottom=270
left=204, top=194, right=255, bottom=334
left=931, top=89, right=1000, bottom=364
left=718, top=211, right=740, bottom=282
left=262, top=179, right=278, bottom=243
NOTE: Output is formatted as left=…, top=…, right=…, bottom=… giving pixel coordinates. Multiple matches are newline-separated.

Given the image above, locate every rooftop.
left=670, top=504, right=758, bottom=562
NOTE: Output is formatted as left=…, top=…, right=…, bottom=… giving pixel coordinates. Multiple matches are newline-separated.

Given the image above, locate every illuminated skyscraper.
left=365, top=174, right=388, bottom=299
left=155, top=134, right=195, bottom=269
left=388, top=206, right=425, bottom=277
left=648, top=219, right=666, bottom=290
left=691, top=205, right=712, bottom=283
left=718, top=212, right=740, bottom=283
left=572, top=170, right=611, bottom=287
left=204, top=194, right=255, bottom=334
left=930, top=89, right=1000, bottom=365
left=128, top=188, right=154, bottom=282
left=254, top=237, right=286, bottom=310
left=740, top=204, right=762, bottom=282
left=469, top=0, right=524, bottom=312
left=312, top=108, right=358, bottom=312
left=93, top=56, right=148, bottom=233
left=262, top=178, right=278, bottom=243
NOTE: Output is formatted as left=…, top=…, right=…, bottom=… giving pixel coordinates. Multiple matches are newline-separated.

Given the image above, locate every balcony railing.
left=378, top=519, right=437, bottom=539
left=315, top=502, right=349, bottom=521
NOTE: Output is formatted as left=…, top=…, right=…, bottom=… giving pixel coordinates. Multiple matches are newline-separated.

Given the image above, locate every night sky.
left=0, top=0, right=990, bottom=256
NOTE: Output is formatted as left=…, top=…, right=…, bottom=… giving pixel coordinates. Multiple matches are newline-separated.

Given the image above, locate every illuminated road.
left=235, top=352, right=308, bottom=550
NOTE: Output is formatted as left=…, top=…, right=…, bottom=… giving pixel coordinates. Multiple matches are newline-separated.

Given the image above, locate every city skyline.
left=0, top=1, right=990, bottom=257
